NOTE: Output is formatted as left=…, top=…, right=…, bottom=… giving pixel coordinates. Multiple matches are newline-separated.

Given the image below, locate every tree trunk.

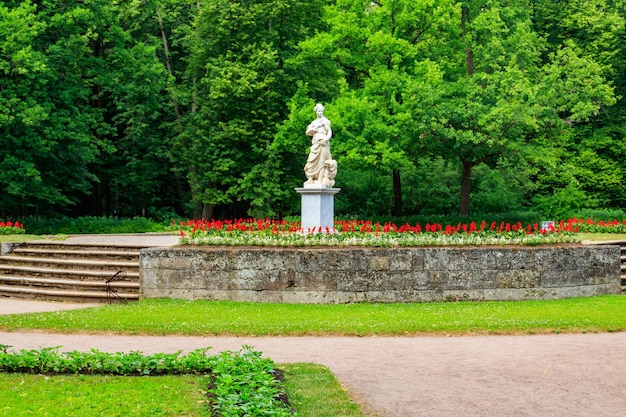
left=202, top=203, right=214, bottom=220
left=459, top=159, right=473, bottom=216
left=461, top=5, right=474, bottom=76
left=459, top=4, right=474, bottom=217
left=156, top=10, right=183, bottom=128
left=392, top=169, right=403, bottom=217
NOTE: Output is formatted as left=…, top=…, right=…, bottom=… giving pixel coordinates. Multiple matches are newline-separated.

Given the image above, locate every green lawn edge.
left=1, top=296, right=624, bottom=336
left=281, top=363, right=364, bottom=417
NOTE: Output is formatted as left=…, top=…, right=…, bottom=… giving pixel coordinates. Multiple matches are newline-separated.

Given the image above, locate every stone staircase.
left=0, top=241, right=144, bottom=302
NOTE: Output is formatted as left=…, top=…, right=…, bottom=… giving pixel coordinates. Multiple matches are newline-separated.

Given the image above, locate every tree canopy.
left=0, top=0, right=624, bottom=220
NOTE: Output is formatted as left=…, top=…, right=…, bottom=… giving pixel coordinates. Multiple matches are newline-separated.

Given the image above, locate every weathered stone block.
left=495, top=270, right=540, bottom=289
left=191, top=250, right=228, bottom=271
left=337, top=271, right=370, bottom=292
left=369, top=255, right=390, bottom=271
left=349, top=250, right=370, bottom=271
left=321, top=249, right=352, bottom=270
left=389, top=251, right=412, bottom=271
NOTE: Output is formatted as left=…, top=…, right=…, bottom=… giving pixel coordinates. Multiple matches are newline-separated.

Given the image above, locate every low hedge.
left=18, top=216, right=171, bottom=235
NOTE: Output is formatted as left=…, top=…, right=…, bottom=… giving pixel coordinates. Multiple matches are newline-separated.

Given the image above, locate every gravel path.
left=1, top=299, right=625, bottom=417
left=31, top=232, right=180, bottom=247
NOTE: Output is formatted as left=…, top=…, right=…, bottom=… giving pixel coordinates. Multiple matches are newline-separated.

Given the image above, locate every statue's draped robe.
left=304, top=117, right=332, bottom=184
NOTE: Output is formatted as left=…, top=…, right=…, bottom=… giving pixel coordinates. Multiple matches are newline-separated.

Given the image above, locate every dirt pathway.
left=1, top=325, right=624, bottom=416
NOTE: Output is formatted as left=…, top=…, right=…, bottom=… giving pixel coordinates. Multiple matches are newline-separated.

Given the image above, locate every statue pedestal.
left=295, top=187, right=340, bottom=233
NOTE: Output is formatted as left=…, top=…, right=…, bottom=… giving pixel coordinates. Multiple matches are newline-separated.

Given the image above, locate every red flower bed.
left=566, top=218, right=626, bottom=234
left=172, top=218, right=580, bottom=236
left=0, top=220, right=25, bottom=235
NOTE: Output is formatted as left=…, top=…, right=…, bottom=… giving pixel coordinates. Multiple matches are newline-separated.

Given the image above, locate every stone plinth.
left=295, top=187, right=340, bottom=233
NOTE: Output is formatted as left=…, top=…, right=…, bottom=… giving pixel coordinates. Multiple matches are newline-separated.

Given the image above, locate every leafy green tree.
left=0, top=0, right=104, bottom=216
left=420, top=0, right=616, bottom=215
left=87, top=0, right=188, bottom=218
left=279, top=0, right=615, bottom=217
left=0, top=0, right=188, bottom=218
left=176, top=0, right=328, bottom=218
left=533, top=0, right=626, bottom=212
left=0, top=1, right=46, bottom=215
left=284, top=0, right=454, bottom=216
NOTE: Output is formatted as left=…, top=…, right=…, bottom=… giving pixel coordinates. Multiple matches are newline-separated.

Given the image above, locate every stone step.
left=0, top=255, right=138, bottom=272
left=0, top=265, right=138, bottom=281
left=0, top=275, right=138, bottom=291
left=0, top=284, right=138, bottom=302
left=0, top=238, right=158, bottom=302
left=15, top=242, right=147, bottom=253
left=12, top=247, right=140, bottom=260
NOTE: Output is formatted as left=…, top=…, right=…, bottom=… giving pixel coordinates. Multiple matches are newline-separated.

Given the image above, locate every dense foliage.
left=18, top=215, right=168, bottom=235
left=1, top=1, right=624, bottom=220
left=0, top=344, right=293, bottom=416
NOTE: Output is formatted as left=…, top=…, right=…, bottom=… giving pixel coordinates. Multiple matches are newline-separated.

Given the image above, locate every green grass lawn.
left=0, top=364, right=359, bottom=417
left=1, top=296, right=624, bottom=336
left=0, top=373, right=210, bottom=416
left=282, top=364, right=363, bottom=417
left=578, top=232, right=626, bottom=241
left=0, top=235, right=67, bottom=243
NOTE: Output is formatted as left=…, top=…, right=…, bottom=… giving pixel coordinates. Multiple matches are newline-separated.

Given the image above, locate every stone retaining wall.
left=139, top=245, right=622, bottom=303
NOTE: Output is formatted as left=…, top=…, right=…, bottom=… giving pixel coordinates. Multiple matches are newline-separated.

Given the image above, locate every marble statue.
left=304, top=103, right=337, bottom=187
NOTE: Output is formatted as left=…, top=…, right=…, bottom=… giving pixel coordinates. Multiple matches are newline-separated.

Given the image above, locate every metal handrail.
left=105, top=270, right=128, bottom=305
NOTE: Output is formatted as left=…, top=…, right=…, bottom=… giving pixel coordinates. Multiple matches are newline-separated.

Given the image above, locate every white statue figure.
left=304, top=103, right=336, bottom=187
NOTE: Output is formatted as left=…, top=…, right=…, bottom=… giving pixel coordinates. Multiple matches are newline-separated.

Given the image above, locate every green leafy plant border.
left=0, top=344, right=292, bottom=416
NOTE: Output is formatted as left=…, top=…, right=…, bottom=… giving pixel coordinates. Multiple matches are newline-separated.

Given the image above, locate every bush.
left=19, top=216, right=172, bottom=235
left=342, top=212, right=544, bottom=228
left=572, top=208, right=626, bottom=222
left=531, top=183, right=599, bottom=219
